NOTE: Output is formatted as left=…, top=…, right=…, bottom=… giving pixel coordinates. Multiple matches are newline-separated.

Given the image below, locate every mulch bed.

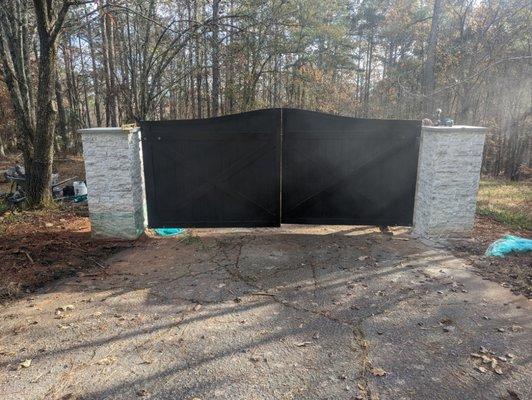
left=448, top=216, right=531, bottom=298
left=0, top=205, right=132, bottom=301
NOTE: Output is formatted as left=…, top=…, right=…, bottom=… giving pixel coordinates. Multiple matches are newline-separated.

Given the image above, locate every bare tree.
left=0, top=0, right=81, bottom=206
left=211, top=0, right=221, bottom=116
left=423, top=0, right=444, bottom=115
left=98, top=0, right=119, bottom=126
left=0, top=0, right=530, bottom=181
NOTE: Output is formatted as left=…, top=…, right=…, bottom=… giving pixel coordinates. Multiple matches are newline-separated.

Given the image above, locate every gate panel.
left=141, top=109, right=281, bottom=228
left=282, top=109, right=420, bottom=226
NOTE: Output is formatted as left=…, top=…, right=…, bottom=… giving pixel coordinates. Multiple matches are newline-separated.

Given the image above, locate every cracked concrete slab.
left=0, top=225, right=530, bottom=400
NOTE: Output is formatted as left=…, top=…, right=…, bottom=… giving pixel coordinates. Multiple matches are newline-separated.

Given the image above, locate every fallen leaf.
left=371, top=367, right=387, bottom=377
left=20, top=359, right=32, bottom=368
left=59, top=393, right=77, bottom=399
left=481, top=355, right=492, bottom=364
left=96, top=356, right=116, bottom=366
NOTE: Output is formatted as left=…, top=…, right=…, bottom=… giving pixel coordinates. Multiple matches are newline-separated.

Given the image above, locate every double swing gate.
left=141, top=109, right=421, bottom=228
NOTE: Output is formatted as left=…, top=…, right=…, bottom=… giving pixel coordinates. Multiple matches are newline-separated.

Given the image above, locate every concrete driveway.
left=0, top=226, right=530, bottom=400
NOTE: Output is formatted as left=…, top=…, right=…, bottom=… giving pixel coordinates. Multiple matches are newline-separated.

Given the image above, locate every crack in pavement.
left=214, top=237, right=377, bottom=400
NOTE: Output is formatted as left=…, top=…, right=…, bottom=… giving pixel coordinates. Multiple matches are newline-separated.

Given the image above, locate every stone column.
left=413, top=125, right=487, bottom=238
left=79, top=127, right=147, bottom=239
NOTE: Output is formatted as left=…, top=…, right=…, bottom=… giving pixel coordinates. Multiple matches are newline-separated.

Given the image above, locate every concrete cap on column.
left=422, top=125, right=487, bottom=133
left=78, top=127, right=139, bottom=135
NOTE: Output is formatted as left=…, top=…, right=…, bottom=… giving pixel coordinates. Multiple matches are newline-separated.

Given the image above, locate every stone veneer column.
left=79, top=127, right=147, bottom=239
left=413, top=125, right=487, bottom=238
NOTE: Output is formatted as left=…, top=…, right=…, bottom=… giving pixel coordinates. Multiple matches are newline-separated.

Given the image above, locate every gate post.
left=413, top=125, right=487, bottom=238
left=79, top=127, right=147, bottom=239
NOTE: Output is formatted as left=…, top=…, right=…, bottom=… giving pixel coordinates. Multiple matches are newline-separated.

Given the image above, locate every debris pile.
left=2, top=164, right=87, bottom=208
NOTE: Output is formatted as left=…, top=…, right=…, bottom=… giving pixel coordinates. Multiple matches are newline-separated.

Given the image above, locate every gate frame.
left=281, top=108, right=421, bottom=226
left=141, top=109, right=283, bottom=228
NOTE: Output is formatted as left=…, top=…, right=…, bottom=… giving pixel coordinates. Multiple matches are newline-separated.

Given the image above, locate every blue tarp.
left=154, top=228, right=185, bottom=237
left=485, top=235, right=532, bottom=257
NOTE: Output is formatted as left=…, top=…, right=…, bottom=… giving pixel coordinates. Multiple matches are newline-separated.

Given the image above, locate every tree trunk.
left=99, top=0, right=119, bottom=126
left=55, top=78, right=69, bottom=152
left=26, top=38, right=57, bottom=206
left=26, top=0, right=75, bottom=206
left=106, top=10, right=119, bottom=125
left=0, top=136, right=6, bottom=158
left=77, top=35, right=91, bottom=127
left=86, top=9, right=102, bottom=126
left=194, top=1, right=202, bottom=118
left=62, top=35, right=82, bottom=133
left=363, top=31, right=374, bottom=118
left=423, top=0, right=444, bottom=115
left=211, top=0, right=221, bottom=116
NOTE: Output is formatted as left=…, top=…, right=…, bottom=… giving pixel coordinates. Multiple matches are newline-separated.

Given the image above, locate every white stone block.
left=80, top=127, right=147, bottom=239
left=413, top=125, right=486, bottom=238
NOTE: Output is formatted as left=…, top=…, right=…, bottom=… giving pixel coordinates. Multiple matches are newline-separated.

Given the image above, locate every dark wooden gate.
left=141, top=108, right=420, bottom=228
left=141, top=109, right=281, bottom=228
left=281, top=109, right=420, bottom=226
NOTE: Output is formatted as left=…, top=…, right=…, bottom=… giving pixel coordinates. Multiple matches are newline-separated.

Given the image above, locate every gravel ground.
left=0, top=225, right=530, bottom=400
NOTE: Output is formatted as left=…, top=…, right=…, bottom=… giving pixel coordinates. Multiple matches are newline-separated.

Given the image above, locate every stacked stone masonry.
left=80, top=128, right=147, bottom=239
left=413, top=125, right=487, bottom=237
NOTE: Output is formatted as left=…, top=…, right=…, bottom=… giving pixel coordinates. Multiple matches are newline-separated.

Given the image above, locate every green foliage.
left=0, top=199, right=7, bottom=215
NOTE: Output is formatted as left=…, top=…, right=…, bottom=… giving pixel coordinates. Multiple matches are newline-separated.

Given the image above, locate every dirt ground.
left=447, top=216, right=531, bottom=298
left=0, top=155, right=122, bottom=300
left=0, top=207, right=132, bottom=299
left=0, top=226, right=530, bottom=400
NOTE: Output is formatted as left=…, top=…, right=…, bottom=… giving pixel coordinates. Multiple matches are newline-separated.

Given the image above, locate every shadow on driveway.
left=0, top=225, right=530, bottom=400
